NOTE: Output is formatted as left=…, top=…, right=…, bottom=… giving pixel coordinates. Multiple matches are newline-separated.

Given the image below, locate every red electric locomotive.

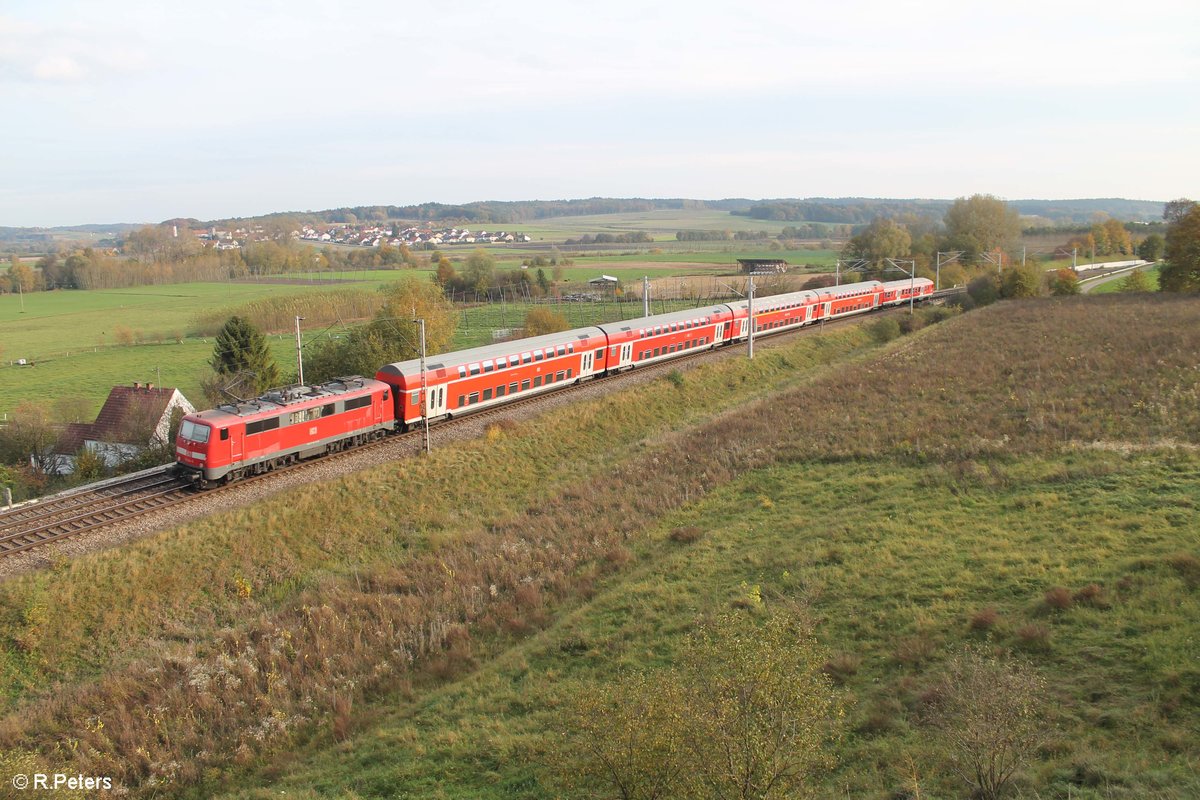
left=175, top=376, right=394, bottom=487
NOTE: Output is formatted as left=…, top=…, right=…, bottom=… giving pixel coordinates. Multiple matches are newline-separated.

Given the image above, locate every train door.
left=229, top=426, right=243, bottom=464
left=823, top=302, right=831, bottom=319
left=425, top=384, right=446, bottom=418
left=722, top=321, right=731, bottom=341
left=621, top=343, right=632, bottom=366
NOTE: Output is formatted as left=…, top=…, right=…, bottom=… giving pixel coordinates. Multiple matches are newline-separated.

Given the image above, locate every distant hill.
left=0, top=197, right=1169, bottom=242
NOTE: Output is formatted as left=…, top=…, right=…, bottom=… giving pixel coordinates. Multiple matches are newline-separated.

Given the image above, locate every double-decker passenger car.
left=175, top=376, right=394, bottom=486
left=376, top=328, right=610, bottom=428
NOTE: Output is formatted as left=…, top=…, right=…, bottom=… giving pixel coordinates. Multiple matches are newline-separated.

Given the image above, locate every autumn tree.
left=563, top=609, right=842, bottom=800
left=942, top=195, right=1021, bottom=262
left=1136, top=233, right=1164, bottom=262
left=1163, top=198, right=1195, bottom=223
left=463, top=248, right=496, bottom=293
left=304, top=278, right=457, bottom=383
left=524, top=307, right=569, bottom=336
left=1048, top=268, right=1079, bottom=296
left=843, top=218, right=912, bottom=267
left=559, top=672, right=689, bottom=800
left=923, top=647, right=1048, bottom=800
left=0, top=402, right=61, bottom=475
left=682, top=610, right=842, bottom=800
left=1161, top=202, right=1200, bottom=293
left=1000, top=263, right=1044, bottom=299
left=209, top=316, right=281, bottom=398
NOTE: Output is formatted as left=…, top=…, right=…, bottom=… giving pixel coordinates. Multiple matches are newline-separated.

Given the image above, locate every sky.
left=1, top=0, right=1197, bottom=226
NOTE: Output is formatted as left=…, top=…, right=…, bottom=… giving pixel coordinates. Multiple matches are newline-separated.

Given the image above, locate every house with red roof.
left=51, top=383, right=195, bottom=474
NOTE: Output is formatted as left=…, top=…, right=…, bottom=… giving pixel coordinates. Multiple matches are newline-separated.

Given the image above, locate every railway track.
left=0, top=469, right=194, bottom=556
left=2, top=294, right=960, bottom=561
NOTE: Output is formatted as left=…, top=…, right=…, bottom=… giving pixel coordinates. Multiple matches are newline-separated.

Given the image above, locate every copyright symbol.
left=12, top=774, right=28, bottom=789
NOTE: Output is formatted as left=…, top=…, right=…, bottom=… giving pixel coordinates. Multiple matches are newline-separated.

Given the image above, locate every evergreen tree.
left=209, top=316, right=281, bottom=396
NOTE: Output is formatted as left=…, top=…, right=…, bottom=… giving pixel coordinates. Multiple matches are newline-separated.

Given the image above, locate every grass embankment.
left=2, top=295, right=1198, bottom=798
left=0, top=320, right=881, bottom=795
left=215, top=295, right=1196, bottom=799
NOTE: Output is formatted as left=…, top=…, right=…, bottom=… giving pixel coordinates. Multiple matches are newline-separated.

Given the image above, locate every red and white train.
left=175, top=278, right=933, bottom=485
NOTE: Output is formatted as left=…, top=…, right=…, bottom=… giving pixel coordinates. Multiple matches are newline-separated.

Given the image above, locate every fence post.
left=3, top=487, right=11, bottom=509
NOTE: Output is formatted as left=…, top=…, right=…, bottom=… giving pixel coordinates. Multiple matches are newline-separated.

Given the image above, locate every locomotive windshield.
left=179, top=420, right=211, bottom=444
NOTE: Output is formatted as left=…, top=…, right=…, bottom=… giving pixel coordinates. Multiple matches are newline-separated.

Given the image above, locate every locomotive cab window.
left=219, top=428, right=229, bottom=441
left=180, top=420, right=211, bottom=443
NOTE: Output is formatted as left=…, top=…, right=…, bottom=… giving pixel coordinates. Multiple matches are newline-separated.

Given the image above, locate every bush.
left=669, top=526, right=704, bottom=544
left=969, top=607, right=1000, bottom=631
left=1044, top=586, right=1073, bottom=611
left=869, top=317, right=901, bottom=343
left=967, top=274, right=1001, bottom=306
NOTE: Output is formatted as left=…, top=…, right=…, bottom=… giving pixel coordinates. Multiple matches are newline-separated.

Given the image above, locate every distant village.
left=192, top=224, right=532, bottom=251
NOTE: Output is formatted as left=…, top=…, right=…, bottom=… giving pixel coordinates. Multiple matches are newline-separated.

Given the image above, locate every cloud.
left=0, top=13, right=148, bottom=84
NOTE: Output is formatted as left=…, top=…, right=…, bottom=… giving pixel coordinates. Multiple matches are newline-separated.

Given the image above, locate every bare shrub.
left=1043, top=586, right=1073, bottom=611
left=1072, top=583, right=1107, bottom=607
left=922, top=646, right=1048, bottom=800
left=969, top=607, right=1000, bottom=632
left=669, top=526, right=704, bottom=544
left=1015, top=623, right=1052, bottom=650
left=604, top=545, right=634, bottom=566
left=1167, top=552, right=1200, bottom=589
left=822, top=653, right=862, bottom=685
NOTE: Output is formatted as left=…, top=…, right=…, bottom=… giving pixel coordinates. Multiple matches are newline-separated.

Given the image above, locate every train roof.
left=377, top=325, right=606, bottom=380
left=881, top=277, right=934, bottom=290
left=188, top=376, right=385, bottom=424
left=595, top=305, right=731, bottom=335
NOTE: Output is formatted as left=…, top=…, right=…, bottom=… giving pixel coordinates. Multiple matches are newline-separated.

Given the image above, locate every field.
left=0, top=294, right=1197, bottom=798
left=1089, top=266, right=1161, bottom=294
left=444, top=208, right=827, bottom=242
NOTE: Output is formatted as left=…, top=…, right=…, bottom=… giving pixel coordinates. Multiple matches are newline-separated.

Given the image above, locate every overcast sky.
left=2, top=0, right=1197, bottom=226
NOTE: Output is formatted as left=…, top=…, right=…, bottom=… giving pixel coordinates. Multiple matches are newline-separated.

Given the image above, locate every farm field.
left=0, top=295, right=1197, bottom=798
left=451, top=208, right=824, bottom=241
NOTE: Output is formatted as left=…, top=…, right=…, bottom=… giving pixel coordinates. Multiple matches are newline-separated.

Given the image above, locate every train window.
left=534, top=376, right=542, bottom=387
left=469, top=392, right=480, bottom=404
left=508, top=382, right=518, bottom=393
left=321, top=403, right=335, bottom=417
left=521, top=379, right=530, bottom=391
left=469, top=364, right=481, bottom=376
left=568, top=343, right=575, bottom=353
left=555, top=345, right=565, bottom=357
left=458, top=394, right=465, bottom=407
left=566, top=369, right=573, bottom=379
left=457, top=366, right=467, bottom=378
left=483, top=388, right=493, bottom=401
left=344, top=396, right=372, bottom=411
left=639, top=329, right=645, bottom=337
left=594, top=348, right=603, bottom=361
left=411, top=391, right=420, bottom=406
left=382, top=391, right=389, bottom=401
left=496, top=385, right=505, bottom=397
left=219, top=428, right=229, bottom=441
left=180, top=420, right=210, bottom=443
left=654, top=347, right=660, bottom=357
left=483, top=360, right=494, bottom=373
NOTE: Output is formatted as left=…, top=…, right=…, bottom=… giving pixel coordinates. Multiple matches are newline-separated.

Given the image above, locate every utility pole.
left=417, top=318, right=431, bottom=455
left=884, top=258, right=917, bottom=314
left=294, top=316, right=305, bottom=385
left=935, top=251, right=963, bottom=292
left=747, top=275, right=756, bottom=360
